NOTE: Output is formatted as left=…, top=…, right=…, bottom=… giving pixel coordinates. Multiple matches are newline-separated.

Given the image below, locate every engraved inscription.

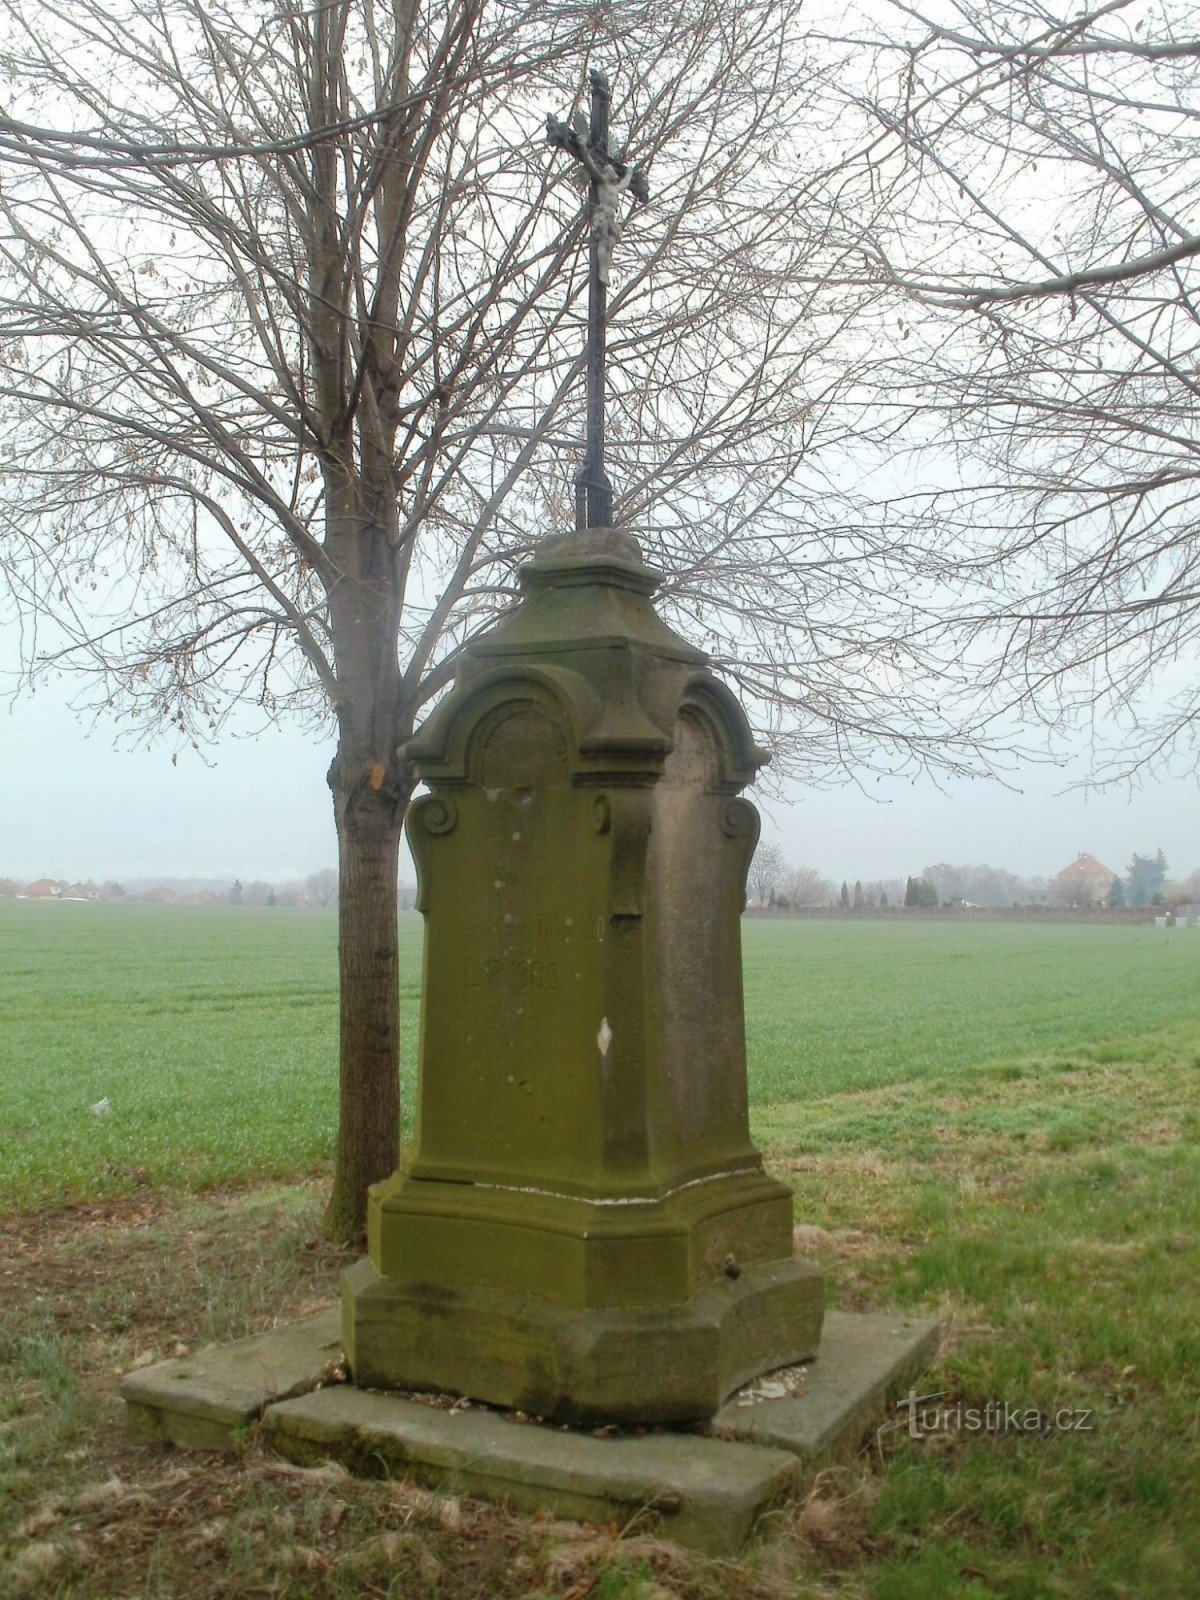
left=466, top=954, right=560, bottom=992
left=493, top=913, right=566, bottom=942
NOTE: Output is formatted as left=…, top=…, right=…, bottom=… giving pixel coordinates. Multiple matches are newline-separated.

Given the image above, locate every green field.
left=3, top=902, right=1199, bottom=1598
left=1, top=901, right=1198, bottom=1209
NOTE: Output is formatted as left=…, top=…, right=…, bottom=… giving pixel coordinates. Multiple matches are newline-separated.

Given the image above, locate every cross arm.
left=544, top=113, right=649, bottom=202
left=545, top=113, right=587, bottom=163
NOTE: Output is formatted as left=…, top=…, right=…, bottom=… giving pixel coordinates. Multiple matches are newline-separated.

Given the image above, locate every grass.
left=2, top=1026, right=1198, bottom=1597
left=2, top=902, right=1198, bottom=1209
left=1, top=905, right=1199, bottom=1597
left=740, top=915, right=1200, bottom=1101
left=765, top=1022, right=1200, bottom=1599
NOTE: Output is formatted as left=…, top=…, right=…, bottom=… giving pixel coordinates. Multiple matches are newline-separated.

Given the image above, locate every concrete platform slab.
left=121, top=1308, right=342, bottom=1449
left=266, top=1387, right=796, bottom=1555
left=709, top=1309, right=940, bottom=1461
left=121, top=1304, right=938, bottom=1551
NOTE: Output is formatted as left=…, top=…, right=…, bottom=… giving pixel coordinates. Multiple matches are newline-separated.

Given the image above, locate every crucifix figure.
left=547, top=68, right=649, bottom=531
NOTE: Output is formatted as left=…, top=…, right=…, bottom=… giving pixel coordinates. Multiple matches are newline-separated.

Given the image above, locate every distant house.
left=0, top=878, right=21, bottom=898
left=23, top=878, right=64, bottom=900
left=1053, top=853, right=1118, bottom=909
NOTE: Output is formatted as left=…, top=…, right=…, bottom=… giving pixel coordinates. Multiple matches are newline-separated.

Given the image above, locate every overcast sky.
left=3, top=661, right=1195, bottom=888
left=1, top=5, right=1194, bottom=896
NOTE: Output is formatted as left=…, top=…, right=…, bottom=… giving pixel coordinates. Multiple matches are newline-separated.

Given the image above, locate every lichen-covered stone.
left=708, top=1310, right=941, bottom=1458
left=265, top=1384, right=799, bottom=1555
left=121, top=1308, right=341, bottom=1449
left=121, top=1301, right=939, bottom=1553
left=344, top=1254, right=823, bottom=1426
left=344, top=529, right=824, bottom=1419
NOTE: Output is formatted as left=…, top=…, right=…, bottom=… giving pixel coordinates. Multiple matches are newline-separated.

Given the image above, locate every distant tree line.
left=747, top=845, right=841, bottom=910
left=0, top=869, right=348, bottom=907
left=748, top=848, right=1200, bottom=913
left=224, top=870, right=345, bottom=908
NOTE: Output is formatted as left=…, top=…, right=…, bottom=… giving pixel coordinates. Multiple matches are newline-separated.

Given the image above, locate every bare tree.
left=748, top=841, right=787, bottom=908
left=962, top=864, right=1026, bottom=909
left=0, top=0, right=990, bottom=1237
left=921, top=862, right=966, bottom=906
left=306, top=867, right=338, bottom=909
left=1161, top=879, right=1194, bottom=914
left=782, top=864, right=832, bottom=907
left=813, top=0, right=1200, bottom=781
left=1051, top=871, right=1092, bottom=911
left=922, top=861, right=1024, bottom=908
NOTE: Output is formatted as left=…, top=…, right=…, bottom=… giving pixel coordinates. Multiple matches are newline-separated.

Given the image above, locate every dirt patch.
left=0, top=1180, right=335, bottom=1323
left=1, top=1442, right=802, bottom=1600
left=792, top=1224, right=904, bottom=1261
left=0, top=1178, right=348, bottom=1415
left=1, top=1176, right=327, bottom=1238
left=781, top=1151, right=895, bottom=1179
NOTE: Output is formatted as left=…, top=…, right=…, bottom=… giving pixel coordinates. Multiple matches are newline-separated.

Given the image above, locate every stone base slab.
left=344, top=1253, right=824, bottom=1425
left=121, top=1308, right=342, bottom=1450
left=265, top=1387, right=796, bottom=1555
left=121, top=1304, right=938, bottom=1552
left=708, top=1309, right=940, bottom=1461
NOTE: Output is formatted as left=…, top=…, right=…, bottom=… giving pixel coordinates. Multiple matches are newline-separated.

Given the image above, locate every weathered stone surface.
left=121, top=1303, right=939, bottom=1551
left=345, top=529, right=824, bottom=1418
left=709, top=1310, right=940, bottom=1459
left=344, top=1253, right=823, bottom=1425
left=265, top=1385, right=799, bottom=1556
left=122, top=1308, right=341, bottom=1449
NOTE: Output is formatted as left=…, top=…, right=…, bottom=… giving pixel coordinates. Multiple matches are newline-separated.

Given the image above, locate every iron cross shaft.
left=547, top=68, right=648, bottom=532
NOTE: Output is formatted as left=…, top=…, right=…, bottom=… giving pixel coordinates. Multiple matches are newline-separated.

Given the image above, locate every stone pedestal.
left=344, top=529, right=823, bottom=1422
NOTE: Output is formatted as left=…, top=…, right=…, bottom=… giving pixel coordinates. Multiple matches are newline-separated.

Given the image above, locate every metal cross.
left=547, top=68, right=649, bottom=532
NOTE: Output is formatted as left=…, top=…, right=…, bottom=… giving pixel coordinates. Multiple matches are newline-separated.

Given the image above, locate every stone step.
left=266, top=1387, right=796, bottom=1556
left=121, top=1303, right=938, bottom=1552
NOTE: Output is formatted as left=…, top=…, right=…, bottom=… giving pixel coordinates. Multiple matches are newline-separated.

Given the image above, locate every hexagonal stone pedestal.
left=344, top=1254, right=823, bottom=1426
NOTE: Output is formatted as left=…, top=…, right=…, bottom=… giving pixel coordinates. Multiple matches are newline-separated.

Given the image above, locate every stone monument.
left=342, top=68, right=824, bottom=1424
left=122, top=73, right=938, bottom=1542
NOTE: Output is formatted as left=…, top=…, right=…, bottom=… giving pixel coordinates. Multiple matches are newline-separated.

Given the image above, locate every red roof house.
left=1053, top=853, right=1117, bottom=908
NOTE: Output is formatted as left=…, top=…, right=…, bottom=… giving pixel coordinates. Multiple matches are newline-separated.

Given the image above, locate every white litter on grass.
left=90, top=1097, right=111, bottom=1117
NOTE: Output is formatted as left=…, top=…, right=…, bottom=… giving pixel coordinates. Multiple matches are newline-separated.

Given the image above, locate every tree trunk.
left=322, top=764, right=410, bottom=1243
